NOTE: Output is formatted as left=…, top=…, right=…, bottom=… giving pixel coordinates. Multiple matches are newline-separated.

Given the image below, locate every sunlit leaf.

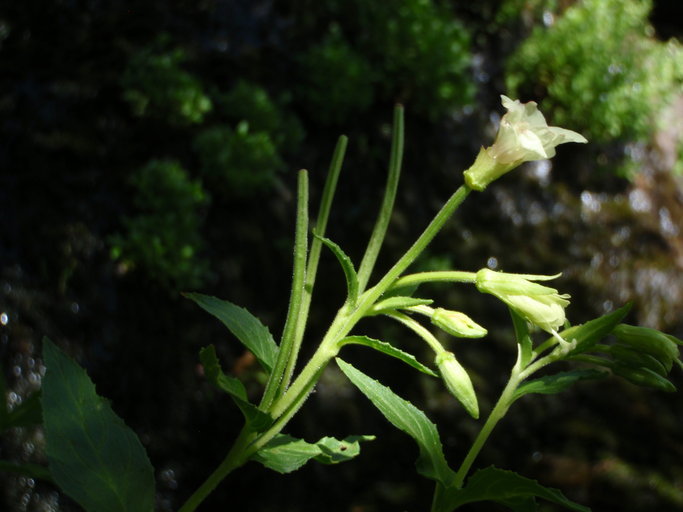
left=339, top=336, right=438, bottom=377
left=565, top=304, right=631, bottom=355
left=252, top=434, right=374, bottom=473
left=314, top=232, right=359, bottom=303
left=42, top=338, right=154, bottom=512
left=184, top=293, right=278, bottom=373
left=336, top=358, right=455, bottom=486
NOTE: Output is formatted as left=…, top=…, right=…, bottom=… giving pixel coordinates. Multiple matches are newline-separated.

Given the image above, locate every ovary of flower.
left=475, top=269, right=570, bottom=339
left=464, top=96, right=587, bottom=191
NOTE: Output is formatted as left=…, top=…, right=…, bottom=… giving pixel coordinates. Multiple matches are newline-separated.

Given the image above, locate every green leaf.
left=0, top=460, right=53, bottom=482
left=339, top=336, right=438, bottom=377
left=438, top=466, right=590, bottom=512
left=513, top=369, right=608, bottom=401
left=41, top=338, right=155, bottom=512
left=371, top=296, right=434, bottom=314
left=509, top=308, right=533, bottom=367
left=184, top=293, right=278, bottom=373
left=313, top=232, right=359, bottom=303
left=314, top=435, right=376, bottom=465
left=565, top=304, right=631, bottom=355
left=252, top=434, right=374, bottom=474
left=3, top=391, right=42, bottom=430
left=199, top=345, right=272, bottom=431
left=336, top=358, right=455, bottom=486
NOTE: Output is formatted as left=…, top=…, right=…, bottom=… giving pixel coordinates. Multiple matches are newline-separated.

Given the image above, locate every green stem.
left=261, top=170, right=309, bottom=409
left=282, top=136, right=347, bottom=392
left=356, top=105, right=404, bottom=293
left=452, top=367, right=521, bottom=488
left=385, top=310, right=445, bottom=354
left=178, top=427, right=255, bottom=512
left=389, top=271, right=477, bottom=291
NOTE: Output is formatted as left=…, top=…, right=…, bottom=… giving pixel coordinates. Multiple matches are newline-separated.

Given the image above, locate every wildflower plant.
left=13, top=97, right=682, bottom=511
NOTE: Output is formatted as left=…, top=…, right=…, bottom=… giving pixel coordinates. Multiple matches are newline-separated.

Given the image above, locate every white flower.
left=475, top=268, right=570, bottom=336
left=464, top=96, right=587, bottom=191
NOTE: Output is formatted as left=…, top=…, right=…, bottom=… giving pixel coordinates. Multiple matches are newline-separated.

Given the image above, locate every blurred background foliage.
left=1, top=0, right=682, bottom=511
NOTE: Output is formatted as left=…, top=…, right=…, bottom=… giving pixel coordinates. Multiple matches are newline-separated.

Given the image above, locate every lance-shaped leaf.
left=509, top=308, right=533, bottom=368
left=313, top=232, right=359, bottom=304
left=199, top=345, right=272, bottom=431
left=437, top=466, right=590, bottom=512
left=42, top=338, right=155, bottom=512
left=339, top=336, right=438, bottom=377
left=336, top=358, right=455, bottom=486
left=251, top=434, right=375, bottom=474
left=184, top=293, right=278, bottom=373
left=513, top=369, right=608, bottom=402
left=565, top=304, right=631, bottom=355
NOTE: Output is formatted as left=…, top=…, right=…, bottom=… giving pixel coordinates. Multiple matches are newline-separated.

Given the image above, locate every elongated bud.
left=612, top=364, right=676, bottom=392
left=610, top=344, right=668, bottom=377
left=435, top=352, right=479, bottom=419
left=613, top=324, right=679, bottom=373
left=431, top=309, right=487, bottom=338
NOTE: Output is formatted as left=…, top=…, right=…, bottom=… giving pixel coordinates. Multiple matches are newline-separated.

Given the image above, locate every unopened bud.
left=431, top=309, right=487, bottom=339
left=613, top=324, right=679, bottom=373
left=435, top=352, right=479, bottom=419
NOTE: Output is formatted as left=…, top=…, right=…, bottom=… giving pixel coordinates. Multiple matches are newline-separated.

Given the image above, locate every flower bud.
left=435, top=351, right=479, bottom=419
left=463, top=96, right=587, bottom=191
left=475, top=268, right=570, bottom=335
left=613, top=324, right=679, bottom=373
left=611, top=363, right=676, bottom=392
left=431, top=309, right=487, bottom=338
left=610, top=344, right=668, bottom=377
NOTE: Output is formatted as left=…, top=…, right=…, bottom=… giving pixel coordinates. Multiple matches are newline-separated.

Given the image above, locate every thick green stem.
left=261, top=170, right=309, bottom=409
left=178, top=427, right=255, bottom=512
left=389, top=271, right=477, bottom=291
left=356, top=105, right=404, bottom=293
left=452, top=370, right=520, bottom=488
left=282, top=136, right=347, bottom=392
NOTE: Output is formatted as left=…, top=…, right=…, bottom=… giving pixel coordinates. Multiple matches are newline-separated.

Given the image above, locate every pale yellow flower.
left=475, top=268, right=570, bottom=336
left=464, top=96, right=587, bottom=191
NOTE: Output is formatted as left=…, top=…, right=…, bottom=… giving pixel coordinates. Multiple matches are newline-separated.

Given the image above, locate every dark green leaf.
left=336, top=358, right=455, bottom=486
left=314, top=232, right=359, bottom=303
left=199, top=345, right=272, bottom=431
left=565, top=304, right=631, bottom=355
left=0, top=460, right=53, bottom=482
left=184, top=293, right=278, bottom=373
left=42, top=338, right=155, bottom=512
left=252, top=434, right=374, bottom=473
left=513, top=369, right=608, bottom=401
left=438, top=467, right=590, bottom=512
left=339, top=336, right=438, bottom=377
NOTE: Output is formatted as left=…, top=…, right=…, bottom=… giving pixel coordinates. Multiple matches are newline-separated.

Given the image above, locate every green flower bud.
left=610, top=344, right=668, bottom=377
left=613, top=324, right=679, bottom=373
left=463, top=96, right=587, bottom=191
left=611, top=363, right=676, bottom=392
left=435, top=351, right=479, bottom=419
left=475, top=268, right=570, bottom=336
left=431, top=309, right=487, bottom=338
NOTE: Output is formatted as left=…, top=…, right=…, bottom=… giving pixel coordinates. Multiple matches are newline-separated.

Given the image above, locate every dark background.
left=1, top=1, right=683, bottom=510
